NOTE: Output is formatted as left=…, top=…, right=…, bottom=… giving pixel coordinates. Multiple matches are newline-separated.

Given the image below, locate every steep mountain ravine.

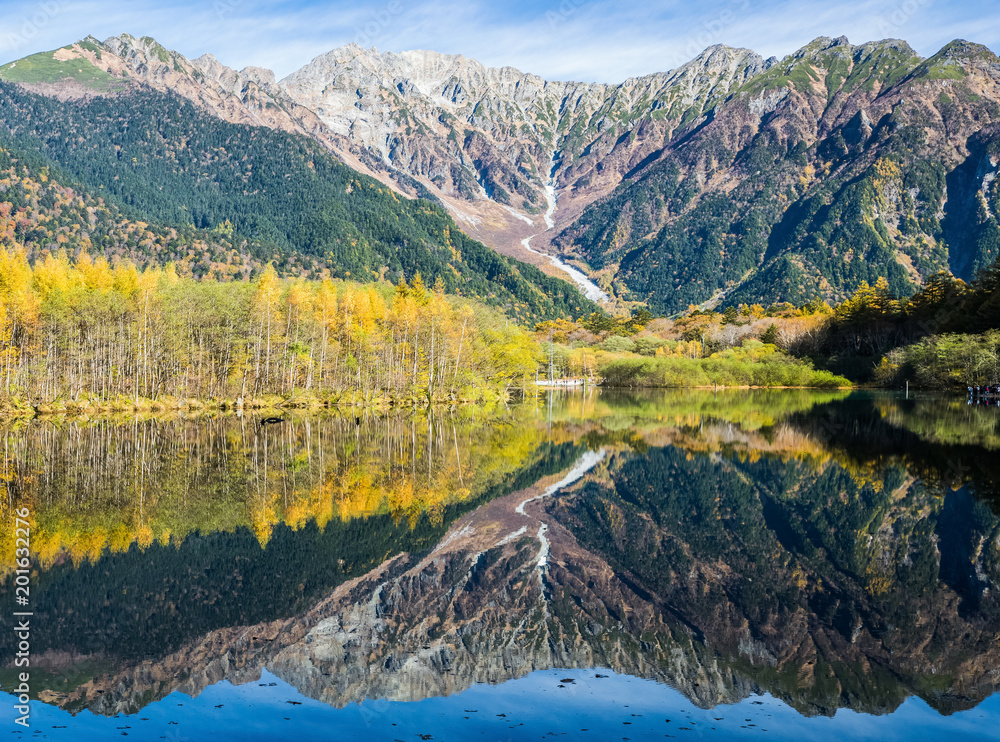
left=556, top=38, right=1000, bottom=310
left=276, top=42, right=770, bottom=281
left=519, top=153, right=610, bottom=302
left=0, top=36, right=769, bottom=297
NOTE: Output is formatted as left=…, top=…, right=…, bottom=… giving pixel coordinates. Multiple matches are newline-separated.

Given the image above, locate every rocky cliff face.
left=279, top=43, right=767, bottom=209
left=0, top=35, right=773, bottom=280
left=277, top=43, right=770, bottom=270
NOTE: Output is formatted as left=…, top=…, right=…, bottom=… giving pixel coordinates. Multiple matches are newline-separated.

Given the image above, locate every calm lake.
left=2, top=390, right=999, bottom=740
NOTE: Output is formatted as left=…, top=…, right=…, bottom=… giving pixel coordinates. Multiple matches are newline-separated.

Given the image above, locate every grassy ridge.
left=0, top=48, right=120, bottom=91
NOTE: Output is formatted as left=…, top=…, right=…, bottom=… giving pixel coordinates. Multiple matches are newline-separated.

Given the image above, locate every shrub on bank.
left=875, top=331, right=1000, bottom=389
left=599, top=341, right=849, bottom=388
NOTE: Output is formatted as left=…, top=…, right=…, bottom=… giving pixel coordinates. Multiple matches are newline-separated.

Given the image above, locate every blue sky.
left=1, top=0, right=998, bottom=82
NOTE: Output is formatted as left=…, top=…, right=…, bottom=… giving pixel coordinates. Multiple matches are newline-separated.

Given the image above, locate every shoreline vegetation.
left=7, top=381, right=850, bottom=420
left=534, top=257, right=1000, bottom=393
left=596, top=347, right=849, bottom=389
left=0, top=248, right=543, bottom=417
left=5, top=245, right=1000, bottom=420
left=0, top=248, right=854, bottom=422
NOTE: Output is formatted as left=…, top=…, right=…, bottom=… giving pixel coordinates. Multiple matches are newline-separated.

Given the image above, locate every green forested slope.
left=0, top=81, right=595, bottom=322
left=556, top=38, right=1000, bottom=314
left=551, top=430, right=1000, bottom=714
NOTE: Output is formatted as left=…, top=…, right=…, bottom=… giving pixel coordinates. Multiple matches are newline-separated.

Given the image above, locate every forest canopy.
left=0, top=83, right=595, bottom=324
left=0, top=247, right=543, bottom=407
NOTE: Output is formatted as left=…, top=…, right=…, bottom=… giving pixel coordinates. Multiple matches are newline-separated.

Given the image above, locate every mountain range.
left=3, top=33, right=1000, bottom=313
left=0, top=41, right=596, bottom=323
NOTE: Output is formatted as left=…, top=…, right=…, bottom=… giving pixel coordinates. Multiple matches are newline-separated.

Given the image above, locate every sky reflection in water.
left=4, top=668, right=999, bottom=741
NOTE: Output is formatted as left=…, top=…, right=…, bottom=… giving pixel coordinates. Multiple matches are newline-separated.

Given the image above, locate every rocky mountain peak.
left=858, top=38, right=918, bottom=55
left=241, top=66, right=278, bottom=88
left=102, top=33, right=175, bottom=66
left=907, top=39, right=1000, bottom=84
left=932, top=38, right=1000, bottom=69
left=695, top=43, right=760, bottom=62
left=791, top=35, right=856, bottom=61
left=284, top=43, right=552, bottom=107
left=664, top=44, right=770, bottom=87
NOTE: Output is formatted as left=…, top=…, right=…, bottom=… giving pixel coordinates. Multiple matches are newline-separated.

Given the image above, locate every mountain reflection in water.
left=1, top=390, right=998, bottom=739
